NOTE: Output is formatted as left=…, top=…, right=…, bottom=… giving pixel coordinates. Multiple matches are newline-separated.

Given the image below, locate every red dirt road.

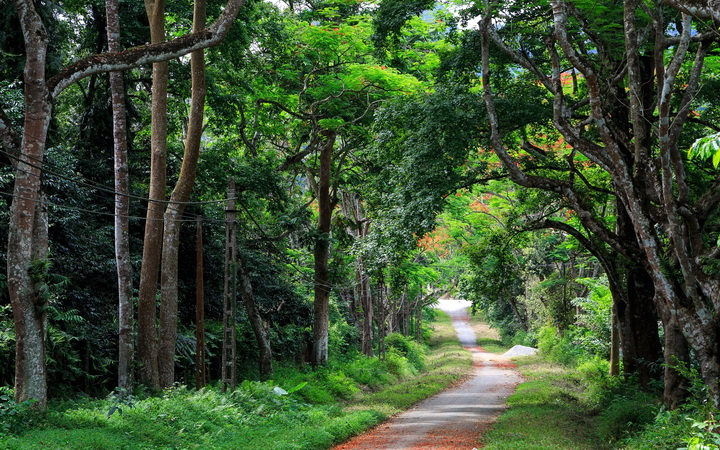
left=333, top=299, right=521, bottom=449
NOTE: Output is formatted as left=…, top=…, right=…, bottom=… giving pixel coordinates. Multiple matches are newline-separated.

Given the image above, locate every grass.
left=465, top=313, right=614, bottom=449
left=479, top=356, right=610, bottom=449
left=0, top=310, right=472, bottom=449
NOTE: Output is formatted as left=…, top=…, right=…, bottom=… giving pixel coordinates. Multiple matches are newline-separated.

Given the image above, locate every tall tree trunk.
left=9, top=0, right=52, bottom=408
left=137, top=0, right=168, bottom=389
left=158, top=0, right=207, bottom=388
left=360, top=266, right=374, bottom=356
left=237, top=253, right=273, bottom=377
left=222, top=179, right=238, bottom=391
left=340, top=192, right=373, bottom=356
left=6, top=0, right=247, bottom=408
left=661, top=314, right=690, bottom=409
left=106, top=0, right=134, bottom=393
left=620, top=262, right=663, bottom=387
left=311, top=131, right=336, bottom=366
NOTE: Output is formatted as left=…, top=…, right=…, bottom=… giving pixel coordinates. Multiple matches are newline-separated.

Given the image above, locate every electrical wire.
left=0, top=148, right=237, bottom=206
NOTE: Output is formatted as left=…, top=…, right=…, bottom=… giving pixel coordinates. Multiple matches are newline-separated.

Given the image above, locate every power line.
left=0, top=189, right=228, bottom=224
left=0, top=148, right=237, bottom=207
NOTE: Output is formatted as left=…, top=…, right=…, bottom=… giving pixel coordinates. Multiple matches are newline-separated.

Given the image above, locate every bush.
left=0, top=387, right=38, bottom=436
left=537, top=325, right=580, bottom=366
left=384, top=348, right=416, bottom=379
left=385, top=332, right=426, bottom=372
left=596, top=390, right=658, bottom=442
left=344, top=356, right=393, bottom=389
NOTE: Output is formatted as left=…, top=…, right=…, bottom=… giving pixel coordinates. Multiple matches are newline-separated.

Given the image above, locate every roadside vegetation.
left=469, top=310, right=720, bottom=450
left=0, top=310, right=471, bottom=449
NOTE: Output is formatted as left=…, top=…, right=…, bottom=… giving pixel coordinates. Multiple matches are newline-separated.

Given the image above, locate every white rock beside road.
left=503, top=345, right=538, bottom=357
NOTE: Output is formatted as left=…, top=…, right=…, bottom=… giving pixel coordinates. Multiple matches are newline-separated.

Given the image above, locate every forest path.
left=333, top=298, right=522, bottom=449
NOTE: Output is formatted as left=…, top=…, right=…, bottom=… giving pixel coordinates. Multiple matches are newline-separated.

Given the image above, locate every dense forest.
left=1, top=0, right=719, bottom=447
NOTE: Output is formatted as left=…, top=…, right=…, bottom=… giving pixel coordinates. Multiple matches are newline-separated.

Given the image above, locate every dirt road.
left=334, top=299, right=521, bottom=449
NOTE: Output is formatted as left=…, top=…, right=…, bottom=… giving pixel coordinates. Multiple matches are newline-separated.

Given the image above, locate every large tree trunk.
left=6, top=0, right=246, bottom=409
left=9, top=0, right=52, bottom=408
left=136, top=0, right=168, bottom=389
left=619, top=262, right=663, bottom=387
left=158, top=0, right=207, bottom=389
left=311, top=131, right=336, bottom=367
left=106, top=0, right=134, bottom=393
left=661, top=314, right=690, bottom=409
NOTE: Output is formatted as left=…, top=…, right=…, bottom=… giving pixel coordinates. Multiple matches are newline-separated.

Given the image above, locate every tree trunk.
left=136, top=0, right=168, bottom=389
left=360, top=266, right=374, bottom=356
left=7, top=0, right=247, bottom=408
left=9, top=0, right=52, bottom=408
left=157, top=0, right=207, bottom=389
left=237, top=253, right=273, bottom=377
left=311, top=131, right=336, bottom=367
left=619, top=263, right=663, bottom=388
left=661, top=315, right=690, bottom=409
left=221, top=178, right=238, bottom=392
left=340, top=191, right=373, bottom=356
left=106, top=0, right=134, bottom=393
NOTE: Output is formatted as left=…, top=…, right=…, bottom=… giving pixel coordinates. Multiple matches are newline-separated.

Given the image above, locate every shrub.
left=597, top=390, right=658, bottom=441
left=384, top=348, right=416, bottom=379
left=385, top=332, right=426, bottom=372
left=537, top=325, right=580, bottom=366
left=344, top=356, right=392, bottom=389
left=0, top=387, right=38, bottom=436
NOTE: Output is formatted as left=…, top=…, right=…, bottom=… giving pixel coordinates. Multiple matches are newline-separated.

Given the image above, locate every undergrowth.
left=481, top=319, right=720, bottom=450
left=0, top=310, right=471, bottom=449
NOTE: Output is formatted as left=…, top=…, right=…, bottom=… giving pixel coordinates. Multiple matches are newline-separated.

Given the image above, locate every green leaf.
left=689, top=132, right=720, bottom=168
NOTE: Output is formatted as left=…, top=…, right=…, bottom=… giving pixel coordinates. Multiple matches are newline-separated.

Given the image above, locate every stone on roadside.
left=503, top=345, right=538, bottom=357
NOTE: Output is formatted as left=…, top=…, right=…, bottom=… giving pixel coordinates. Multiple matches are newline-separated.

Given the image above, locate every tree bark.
left=7, top=0, right=247, bottom=408
left=195, top=217, right=206, bottom=390
left=9, top=0, right=52, bottom=408
left=311, top=131, right=336, bottom=367
left=480, top=0, right=720, bottom=406
left=136, top=0, right=168, bottom=390
left=106, top=0, right=134, bottom=393
left=158, top=0, right=207, bottom=389
left=661, top=314, right=690, bottom=409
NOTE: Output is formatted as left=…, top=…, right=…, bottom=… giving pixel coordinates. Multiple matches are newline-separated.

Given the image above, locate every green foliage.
left=0, top=312, right=469, bottom=449
left=689, top=132, right=720, bottom=168
left=0, top=387, right=38, bottom=436
left=106, top=388, right=136, bottom=418
left=371, top=0, right=436, bottom=48
left=536, top=325, right=582, bottom=367
left=385, top=332, right=426, bottom=372
left=570, top=276, right=612, bottom=358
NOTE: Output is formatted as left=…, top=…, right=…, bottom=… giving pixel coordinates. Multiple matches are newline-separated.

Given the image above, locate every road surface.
left=334, top=298, right=521, bottom=449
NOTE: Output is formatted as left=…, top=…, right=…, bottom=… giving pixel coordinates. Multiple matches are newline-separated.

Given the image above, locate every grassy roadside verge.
left=468, top=314, right=659, bottom=450
left=0, top=310, right=471, bottom=449
left=479, top=355, right=611, bottom=449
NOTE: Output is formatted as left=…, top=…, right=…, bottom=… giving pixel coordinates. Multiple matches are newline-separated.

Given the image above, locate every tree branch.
left=47, top=0, right=246, bottom=99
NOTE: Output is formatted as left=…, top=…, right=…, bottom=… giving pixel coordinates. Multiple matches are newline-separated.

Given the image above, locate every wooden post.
left=195, top=216, right=206, bottom=390
left=221, top=179, right=238, bottom=392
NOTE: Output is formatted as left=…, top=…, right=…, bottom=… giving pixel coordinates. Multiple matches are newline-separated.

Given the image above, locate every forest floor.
left=333, top=299, right=522, bottom=449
